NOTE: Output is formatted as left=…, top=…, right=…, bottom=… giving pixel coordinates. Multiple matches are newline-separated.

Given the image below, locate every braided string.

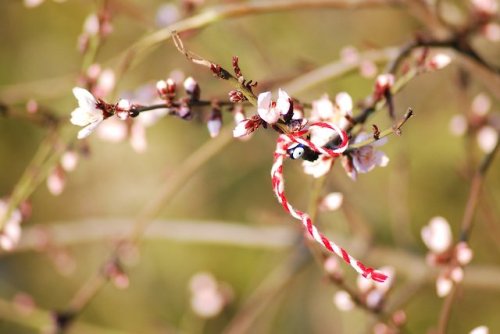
left=271, top=122, right=388, bottom=283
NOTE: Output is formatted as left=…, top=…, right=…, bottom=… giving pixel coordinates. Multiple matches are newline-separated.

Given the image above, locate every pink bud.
left=471, top=93, right=491, bottom=116
left=47, top=167, right=66, bottom=196
left=436, top=275, right=453, bottom=297
left=471, top=0, right=498, bottom=17
left=233, top=119, right=256, bottom=138
left=333, top=291, right=354, bottom=311
left=61, top=151, right=79, bottom=172
left=26, top=99, right=38, bottom=114
left=450, top=266, right=464, bottom=283
left=359, top=60, right=377, bottom=78
left=116, top=99, right=131, bottom=120
left=483, top=23, right=500, bottom=42
left=323, top=256, right=341, bottom=275
left=156, top=80, right=167, bottom=96
left=449, top=114, right=468, bottom=136
left=477, top=126, right=498, bottom=153
left=456, top=242, right=473, bottom=265
left=319, top=192, right=343, bottom=211
left=374, top=74, right=395, bottom=100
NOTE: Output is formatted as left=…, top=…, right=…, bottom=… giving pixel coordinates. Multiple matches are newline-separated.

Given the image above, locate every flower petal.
left=77, top=120, right=102, bottom=139
left=276, top=89, right=291, bottom=115
left=73, top=87, right=97, bottom=110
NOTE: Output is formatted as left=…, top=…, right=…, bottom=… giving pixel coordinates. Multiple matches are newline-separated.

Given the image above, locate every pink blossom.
left=233, top=117, right=260, bottom=138
left=189, top=272, right=228, bottom=318
left=436, top=275, right=453, bottom=297
left=350, top=133, right=389, bottom=177
left=333, top=291, right=354, bottom=311
left=311, top=94, right=335, bottom=121
left=471, top=0, right=498, bottom=16
left=61, top=151, right=79, bottom=172
left=97, top=117, right=127, bottom=143
left=47, top=166, right=66, bottom=196
left=471, top=93, right=491, bottom=116
left=449, top=114, right=468, bottom=136
left=130, top=122, right=147, bottom=153
left=456, top=242, right=474, bottom=265
left=483, top=23, right=500, bottom=42
left=477, top=126, right=498, bottom=153
left=0, top=200, right=23, bottom=252
left=319, top=192, right=343, bottom=211
left=359, top=59, right=377, bottom=78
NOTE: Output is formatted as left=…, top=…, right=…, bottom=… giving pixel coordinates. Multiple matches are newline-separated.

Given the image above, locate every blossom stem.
left=346, top=109, right=414, bottom=151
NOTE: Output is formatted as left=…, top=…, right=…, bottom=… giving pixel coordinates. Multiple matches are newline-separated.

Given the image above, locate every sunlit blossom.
left=70, top=87, right=104, bottom=139
left=257, top=89, right=291, bottom=124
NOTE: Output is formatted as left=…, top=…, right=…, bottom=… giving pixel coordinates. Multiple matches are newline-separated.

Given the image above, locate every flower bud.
left=47, top=166, right=66, bottom=196
left=116, top=99, right=131, bottom=120
left=207, top=108, right=222, bottom=138
left=373, top=74, right=394, bottom=101
left=436, top=275, right=453, bottom=297
left=229, top=90, right=245, bottom=103
left=333, top=291, right=354, bottom=312
left=456, top=242, right=473, bottom=265
left=319, top=192, right=343, bottom=212
left=184, top=77, right=200, bottom=100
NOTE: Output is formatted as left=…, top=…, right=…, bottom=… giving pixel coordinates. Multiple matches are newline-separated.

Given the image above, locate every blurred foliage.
left=0, top=0, right=499, bottom=333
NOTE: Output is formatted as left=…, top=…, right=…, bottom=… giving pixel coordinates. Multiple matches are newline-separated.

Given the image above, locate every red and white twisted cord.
left=271, top=122, right=388, bottom=283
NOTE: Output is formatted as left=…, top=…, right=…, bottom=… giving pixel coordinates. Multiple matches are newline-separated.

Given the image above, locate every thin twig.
left=436, top=134, right=499, bottom=334
left=346, top=109, right=414, bottom=151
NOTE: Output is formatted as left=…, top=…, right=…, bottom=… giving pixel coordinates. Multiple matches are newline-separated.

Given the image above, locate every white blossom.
left=421, top=216, right=452, bottom=253
left=257, top=89, right=291, bottom=124
left=70, top=87, right=104, bottom=139
left=477, top=126, right=498, bottom=153
left=470, top=326, right=489, bottom=334
left=319, top=192, right=343, bottom=211
left=302, top=155, right=333, bottom=178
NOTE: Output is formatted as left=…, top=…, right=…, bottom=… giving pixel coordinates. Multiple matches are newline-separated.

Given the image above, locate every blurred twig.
left=437, top=135, right=500, bottom=334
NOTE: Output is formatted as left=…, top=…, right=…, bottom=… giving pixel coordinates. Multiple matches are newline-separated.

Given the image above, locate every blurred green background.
left=0, top=0, right=499, bottom=333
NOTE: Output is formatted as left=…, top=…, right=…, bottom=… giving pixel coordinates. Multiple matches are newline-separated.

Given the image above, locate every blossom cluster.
left=421, top=216, right=474, bottom=297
